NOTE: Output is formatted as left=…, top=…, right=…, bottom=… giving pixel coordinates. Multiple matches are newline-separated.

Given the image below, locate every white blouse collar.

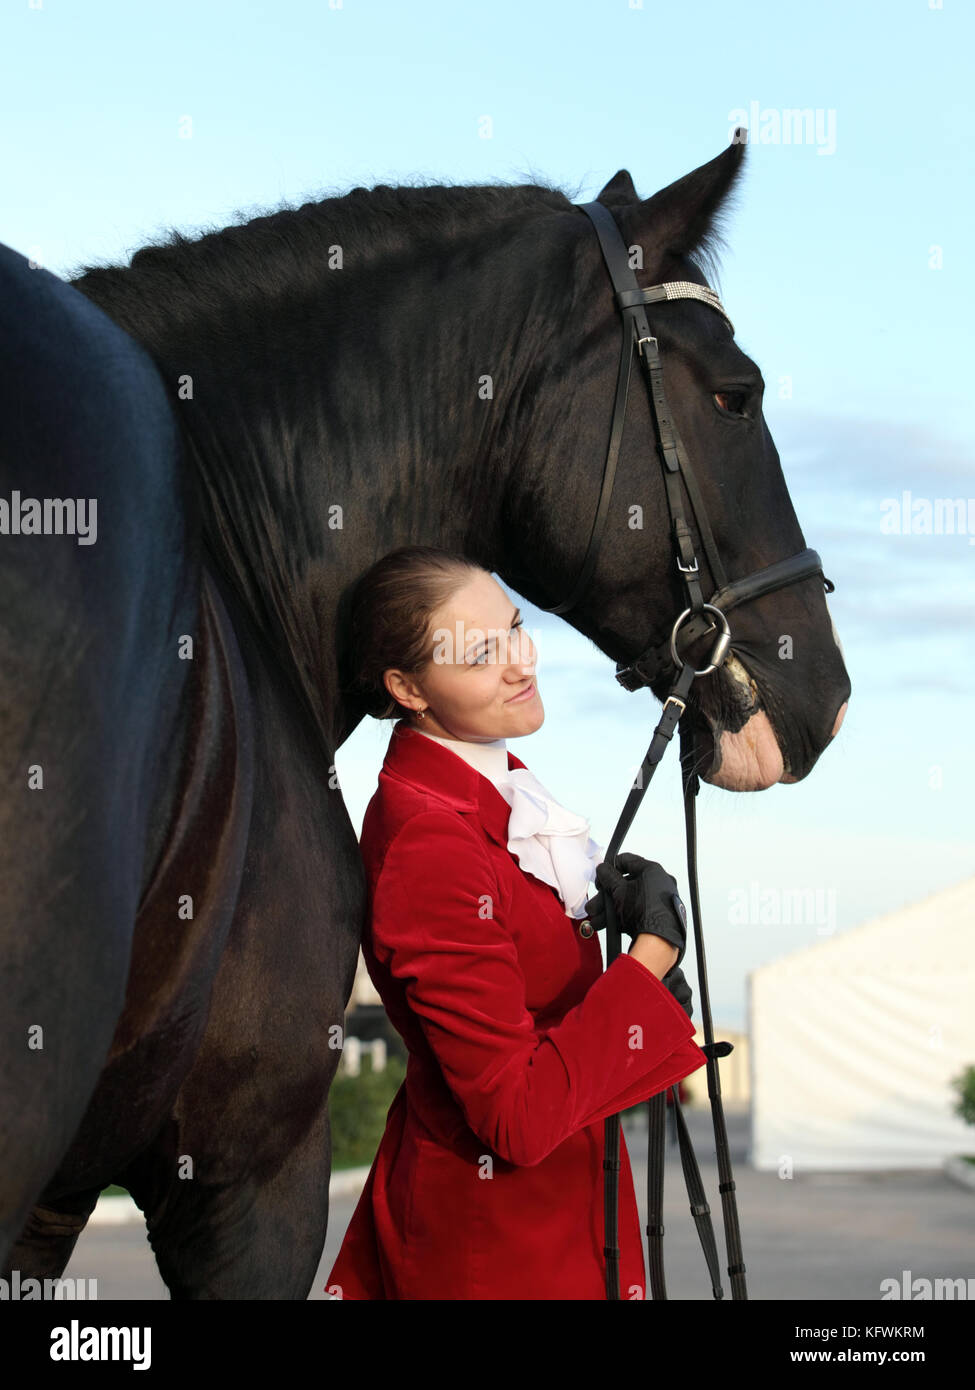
left=413, top=728, right=510, bottom=785
left=413, top=727, right=604, bottom=919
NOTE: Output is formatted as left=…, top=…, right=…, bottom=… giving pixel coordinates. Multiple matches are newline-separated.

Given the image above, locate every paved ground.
left=57, top=1102, right=974, bottom=1300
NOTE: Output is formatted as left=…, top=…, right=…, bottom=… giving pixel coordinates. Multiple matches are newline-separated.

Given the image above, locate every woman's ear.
left=384, top=669, right=419, bottom=711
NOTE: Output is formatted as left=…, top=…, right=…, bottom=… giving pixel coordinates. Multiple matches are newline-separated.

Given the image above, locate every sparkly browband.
left=617, top=280, right=735, bottom=337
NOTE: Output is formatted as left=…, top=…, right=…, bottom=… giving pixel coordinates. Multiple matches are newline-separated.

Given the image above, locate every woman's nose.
left=509, top=629, right=535, bottom=670
left=508, top=649, right=533, bottom=672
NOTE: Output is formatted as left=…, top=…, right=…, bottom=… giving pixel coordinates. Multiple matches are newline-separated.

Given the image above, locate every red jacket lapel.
left=380, top=717, right=527, bottom=850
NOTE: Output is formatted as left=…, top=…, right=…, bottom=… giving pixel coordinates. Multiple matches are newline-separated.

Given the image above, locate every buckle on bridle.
left=670, top=604, right=732, bottom=677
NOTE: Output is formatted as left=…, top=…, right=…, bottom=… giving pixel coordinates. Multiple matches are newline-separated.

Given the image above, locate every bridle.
left=542, top=199, right=835, bottom=1303
left=536, top=199, right=835, bottom=1301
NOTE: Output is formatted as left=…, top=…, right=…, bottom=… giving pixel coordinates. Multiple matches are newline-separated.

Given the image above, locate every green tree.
left=329, top=1051, right=408, bottom=1169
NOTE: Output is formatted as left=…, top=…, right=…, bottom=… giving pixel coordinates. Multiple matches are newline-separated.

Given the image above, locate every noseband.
left=537, top=199, right=836, bottom=1301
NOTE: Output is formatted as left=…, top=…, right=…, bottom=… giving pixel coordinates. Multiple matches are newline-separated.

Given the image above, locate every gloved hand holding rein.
left=585, top=853, right=688, bottom=971
left=661, top=963, right=694, bottom=1019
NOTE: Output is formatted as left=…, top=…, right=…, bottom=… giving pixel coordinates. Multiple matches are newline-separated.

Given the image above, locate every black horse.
left=0, top=134, right=850, bottom=1297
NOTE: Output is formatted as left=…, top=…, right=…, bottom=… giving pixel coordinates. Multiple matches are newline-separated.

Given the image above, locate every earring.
left=416, top=708, right=426, bottom=720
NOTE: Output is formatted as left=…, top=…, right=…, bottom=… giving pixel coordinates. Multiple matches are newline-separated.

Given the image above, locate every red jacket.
left=324, top=718, right=707, bottom=1300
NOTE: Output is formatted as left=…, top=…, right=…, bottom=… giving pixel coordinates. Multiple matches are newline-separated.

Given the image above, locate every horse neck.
left=76, top=209, right=556, bottom=750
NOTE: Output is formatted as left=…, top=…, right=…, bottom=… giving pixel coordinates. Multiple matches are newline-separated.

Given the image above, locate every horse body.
left=0, top=135, right=850, bottom=1296
left=0, top=239, right=208, bottom=1262
left=0, top=250, right=362, bottom=1295
left=117, top=568, right=363, bottom=1298
left=6, top=549, right=364, bottom=1296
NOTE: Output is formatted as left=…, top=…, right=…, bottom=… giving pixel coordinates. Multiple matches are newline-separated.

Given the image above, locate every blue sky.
left=3, top=0, right=972, bottom=1030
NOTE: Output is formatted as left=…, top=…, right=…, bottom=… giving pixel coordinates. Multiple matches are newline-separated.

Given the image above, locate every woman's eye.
left=714, top=389, right=749, bottom=416
left=470, top=619, right=524, bottom=666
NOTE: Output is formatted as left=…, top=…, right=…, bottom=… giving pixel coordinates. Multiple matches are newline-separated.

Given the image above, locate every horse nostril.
left=830, top=701, right=848, bottom=739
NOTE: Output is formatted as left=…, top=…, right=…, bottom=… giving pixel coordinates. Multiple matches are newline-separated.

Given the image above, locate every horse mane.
left=63, top=175, right=580, bottom=329
left=64, top=167, right=725, bottom=332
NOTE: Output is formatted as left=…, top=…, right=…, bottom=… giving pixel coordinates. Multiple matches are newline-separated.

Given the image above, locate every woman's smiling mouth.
left=506, top=681, right=537, bottom=704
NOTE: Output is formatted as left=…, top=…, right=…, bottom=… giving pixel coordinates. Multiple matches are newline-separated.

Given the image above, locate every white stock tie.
left=494, top=766, right=605, bottom=920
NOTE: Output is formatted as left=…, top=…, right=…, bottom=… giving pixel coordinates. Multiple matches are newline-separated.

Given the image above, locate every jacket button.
left=578, top=918, right=594, bottom=938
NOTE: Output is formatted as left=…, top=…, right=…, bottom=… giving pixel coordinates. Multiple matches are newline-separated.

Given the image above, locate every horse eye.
left=714, top=390, right=749, bottom=416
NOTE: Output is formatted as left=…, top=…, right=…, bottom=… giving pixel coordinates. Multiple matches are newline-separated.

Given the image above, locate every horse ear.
left=630, top=132, right=748, bottom=271
left=596, top=169, right=639, bottom=206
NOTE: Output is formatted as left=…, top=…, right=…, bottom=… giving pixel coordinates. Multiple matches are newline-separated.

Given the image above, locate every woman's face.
left=384, top=570, right=544, bottom=741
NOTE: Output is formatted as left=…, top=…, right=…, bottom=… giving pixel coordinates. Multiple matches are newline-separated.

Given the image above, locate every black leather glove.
left=586, top=853, right=688, bottom=969
left=661, top=963, right=694, bottom=1019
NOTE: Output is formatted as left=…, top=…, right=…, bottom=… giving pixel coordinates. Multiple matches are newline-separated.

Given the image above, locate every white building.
left=749, top=875, right=975, bottom=1170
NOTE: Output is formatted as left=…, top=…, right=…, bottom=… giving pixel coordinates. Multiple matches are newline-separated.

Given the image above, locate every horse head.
left=495, top=135, right=850, bottom=790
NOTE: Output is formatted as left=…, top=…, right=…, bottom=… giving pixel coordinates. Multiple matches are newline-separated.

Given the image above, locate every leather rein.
left=536, top=199, right=835, bottom=1300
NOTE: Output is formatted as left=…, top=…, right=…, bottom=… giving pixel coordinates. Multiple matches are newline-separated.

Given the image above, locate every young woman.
left=325, top=545, right=706, bottom=1300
